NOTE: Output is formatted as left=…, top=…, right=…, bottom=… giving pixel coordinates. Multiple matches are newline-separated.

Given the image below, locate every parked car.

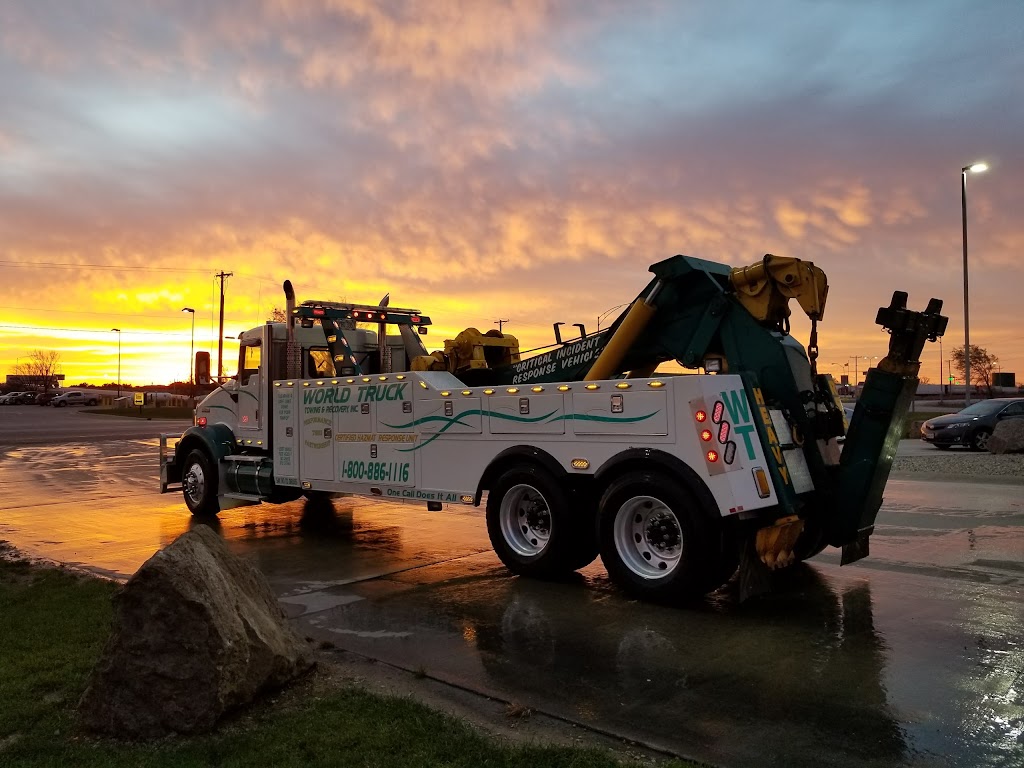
left=0, top=392, right=13, bottom=405
left=36, top=391, right=62, bottom=406
left=15, top=391, right=37, bottom=404
left=920, top=398, right=1024, bottom=451
left=1, top=391, right=28, bottom=405
left=51, top=391, right=101, bottom=408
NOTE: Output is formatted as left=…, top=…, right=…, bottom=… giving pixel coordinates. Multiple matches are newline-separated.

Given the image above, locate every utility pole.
left=494, top=319, right=509, bottom=333
left=216, top=271, right=233, bottom=380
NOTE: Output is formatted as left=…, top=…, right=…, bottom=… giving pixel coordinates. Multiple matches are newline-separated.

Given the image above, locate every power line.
left=0, top=261, right=278, bottom=283
left=0, top=305, right=195, bottom=320
left=0, top=260, right=210, bottom=274
left=0, top=324, right=186, bottom=337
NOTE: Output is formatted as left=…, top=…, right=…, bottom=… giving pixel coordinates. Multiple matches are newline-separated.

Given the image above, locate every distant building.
left=992, top=372, right=1017, bottom=388
left=4, top=373, right=65, bottom=389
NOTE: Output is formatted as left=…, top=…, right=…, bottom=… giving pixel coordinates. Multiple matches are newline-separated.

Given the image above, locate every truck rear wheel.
left=182, top=448, right=219, bottom=517
left=598, top=470, right=723, bottom=602
left=486, top=464, right=594, bottom=578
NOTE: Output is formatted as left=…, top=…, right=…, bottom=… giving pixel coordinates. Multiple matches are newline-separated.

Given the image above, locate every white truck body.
left=268, top=370, right=788, bottom=518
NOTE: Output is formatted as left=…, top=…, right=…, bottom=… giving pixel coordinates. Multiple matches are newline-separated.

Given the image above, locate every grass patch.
left=90, top=406, right=194, bottom=420
left=0, top=553, right=692, bottom=768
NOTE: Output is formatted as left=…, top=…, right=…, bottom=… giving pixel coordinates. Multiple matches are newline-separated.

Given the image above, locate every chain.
left=808, top=316, right=819, bottom=379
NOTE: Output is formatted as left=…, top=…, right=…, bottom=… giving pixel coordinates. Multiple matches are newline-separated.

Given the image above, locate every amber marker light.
left=706, top=450, right=719, bottom=462
left=701, top=429, right=713, bottom=442
left=753, top=468, right=771, bottom=498
left=695, top=410, right=707, bottom=422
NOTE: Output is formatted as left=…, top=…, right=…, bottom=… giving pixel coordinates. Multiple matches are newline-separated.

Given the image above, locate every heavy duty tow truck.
left=161, top=253, right=947, bottom=602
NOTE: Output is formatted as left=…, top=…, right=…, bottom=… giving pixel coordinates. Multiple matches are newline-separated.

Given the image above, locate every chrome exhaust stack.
left=283, top=280, right=301, bottom=379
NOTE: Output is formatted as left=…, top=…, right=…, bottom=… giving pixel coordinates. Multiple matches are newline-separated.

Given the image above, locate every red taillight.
left=411, top=315, right=420, bottom=323
left=695, top=410, right=707, bottom=423
left=712, top=401, right=725, bottom=424
left=700, top=429, right=713, bottom=442
left=312, top=306, right=325, bottom=316
left=197, top=416, right=208, bottom=427
left=718, top=422, right=731, bottom=443
left=706, top=450, right=719, bottom=463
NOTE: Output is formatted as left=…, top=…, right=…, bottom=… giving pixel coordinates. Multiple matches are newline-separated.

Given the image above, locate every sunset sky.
left=2, top=1, right=1022, bottom=387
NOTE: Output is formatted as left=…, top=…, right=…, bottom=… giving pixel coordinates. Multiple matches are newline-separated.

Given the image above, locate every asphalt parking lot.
left=1, top=410, right=1022, bottom=768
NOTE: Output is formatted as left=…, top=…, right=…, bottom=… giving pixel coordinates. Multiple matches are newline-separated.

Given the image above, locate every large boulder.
left=988, top=419, right=1024, bottom=454
left=80, top=524, right=313, bottom=738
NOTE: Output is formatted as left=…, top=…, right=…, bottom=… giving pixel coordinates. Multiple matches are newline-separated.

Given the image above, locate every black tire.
left=934, top=445, right=951, bottom=451
left=485, top=463, right=594, bottom=579
left=87, top=399, right=98, bottom=406
left=56, top=401, right=67, bottom=408
left=598, top=470, right=726, bottom=602
left=182, top=448, right=219, bottom=516
left=968, top=429, right=992, bottom=452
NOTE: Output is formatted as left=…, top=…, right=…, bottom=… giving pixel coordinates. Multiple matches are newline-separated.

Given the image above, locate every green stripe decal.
left=382, top=408, right=659, bottom=452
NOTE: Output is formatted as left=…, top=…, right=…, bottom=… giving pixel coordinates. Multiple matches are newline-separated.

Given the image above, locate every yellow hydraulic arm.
left=729, top=254, right=829, bottom=329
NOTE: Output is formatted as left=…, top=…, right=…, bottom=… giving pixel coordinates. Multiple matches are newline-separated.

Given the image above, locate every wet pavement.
left=0, top=420, right=1022, bottom=768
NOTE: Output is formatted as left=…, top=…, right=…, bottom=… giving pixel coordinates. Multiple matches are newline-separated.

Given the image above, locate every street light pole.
left=961, top=161, right=987, bottom=406
left=182, top=308, right=196, bottom=401
left=111, top=328, right=121, bottom=401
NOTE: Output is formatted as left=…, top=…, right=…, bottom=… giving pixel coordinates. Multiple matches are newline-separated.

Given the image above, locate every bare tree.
left=13, top=349, right=63, bottom=391
left=951, top=344, right=999, bottom=398
left=268, top=307, right=287, bottom=322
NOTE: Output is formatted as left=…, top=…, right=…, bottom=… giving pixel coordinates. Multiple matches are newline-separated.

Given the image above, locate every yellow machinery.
left=411, top=328, right=520, bottom=375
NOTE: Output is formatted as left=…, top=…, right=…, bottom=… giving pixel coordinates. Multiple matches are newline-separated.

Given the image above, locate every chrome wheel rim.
left=975, top=431, right=990, bottom=450
left=184, top=462, right=206, bottom=506
left=499, top=483, right=551, bottom=559
left=613, top=495, right=682, bottom=579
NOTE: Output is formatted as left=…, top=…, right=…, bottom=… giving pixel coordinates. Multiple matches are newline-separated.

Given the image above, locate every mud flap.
left=739, top=536, right=773, bottom=602
left=841, top=527, right=872, bottom=565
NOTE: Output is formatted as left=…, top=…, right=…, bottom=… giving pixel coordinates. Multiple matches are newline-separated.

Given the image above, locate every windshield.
left=958, top=401, right=1004, bottom=416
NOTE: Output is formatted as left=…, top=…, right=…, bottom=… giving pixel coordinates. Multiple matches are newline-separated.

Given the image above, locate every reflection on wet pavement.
left=0, top=441, right=1022, bottom=767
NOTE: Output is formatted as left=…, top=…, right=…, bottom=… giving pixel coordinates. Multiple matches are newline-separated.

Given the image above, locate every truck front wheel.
left=486, top=464, right=593, bottom=579
left=598, top=470, right=723, bottom=602
left=182, top=449, right=220, bottom=517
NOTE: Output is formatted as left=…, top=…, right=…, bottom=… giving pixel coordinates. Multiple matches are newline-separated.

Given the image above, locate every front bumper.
left=920, top=426, right=967, bottom=446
